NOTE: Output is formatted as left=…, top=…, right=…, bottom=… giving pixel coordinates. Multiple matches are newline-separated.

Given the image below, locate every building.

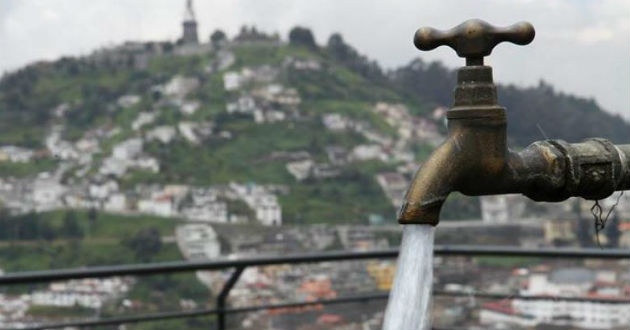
left=181, top=0, right=198, bottom=45
left=375, top=172, right=409, bottom=208
left=230, top=183, right=282, bottom=226
left=480, top=194, right=526, bottom=223
left=31, top=278, right=129, bottom=309
left=137, top=196, right=174, bottom=217
left=112, top=138, right=143, bottom=160
left=482, top=267, right=630, bottom=329
left=32, top=179, right=65, bottom=212
left=182, top=202, right=228, bottom=223
left=286, top=159, right=314, bottom=181
left=0, top=146, right=34, bottom=163
left=163, top=75, right=200, bottom=98
left=146, top=126, right=177, bottom=144
left=176, top=224, right=221, bottom=260
left=350, top=144, right=387, bottom=162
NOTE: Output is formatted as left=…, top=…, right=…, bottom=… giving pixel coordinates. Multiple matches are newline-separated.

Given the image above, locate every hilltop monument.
left=182, top=0, right=199, bottom=44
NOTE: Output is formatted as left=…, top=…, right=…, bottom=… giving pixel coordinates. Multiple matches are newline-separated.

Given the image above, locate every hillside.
left=388, top=59, right=630, bottom=146
left=0, top=27, right=627, bottom=224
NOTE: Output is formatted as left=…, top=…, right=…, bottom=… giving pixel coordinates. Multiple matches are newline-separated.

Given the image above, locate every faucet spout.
left=398, top=140, right=461, bottom=226
left=399, top=65, right=509, bottom=225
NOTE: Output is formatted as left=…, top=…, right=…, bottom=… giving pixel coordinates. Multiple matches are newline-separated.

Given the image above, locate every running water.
left=382, top=225, right=435, bottom=330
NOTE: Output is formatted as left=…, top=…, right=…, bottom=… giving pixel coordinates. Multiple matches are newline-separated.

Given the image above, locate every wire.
left=591, top=191, right=624, bottom=248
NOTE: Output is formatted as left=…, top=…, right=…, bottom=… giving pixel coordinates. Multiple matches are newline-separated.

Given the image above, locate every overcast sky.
left=0, top=0, right=628, bottom=120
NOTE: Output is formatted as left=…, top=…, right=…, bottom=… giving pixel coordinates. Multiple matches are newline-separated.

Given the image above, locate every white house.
left=32, top=179, right=65, bottom=212
left=230, top=183, right=282, bottom=226
left=180, top=100, right=200, bottom=115
left=480, top=194, right=527, bottom=223
left=117, top=94, right=141, bottom=108
left=132, top=112, right=156, bottom=131
left=104, top=193, right=127, bottom=212
left=226, top=95, right=257, bottom=114
left=99, top=157, right=129, bottom=177
left=322, top=113, right=350, bottom=131
left=502, top=267, right=630, bottom=329
left=133, top=156, right=160, bottom=173
left=351, top=144, right=388, bottom=162
left=137, top=196, right=173, bottom=217
left=89, top=180, right=119, bottom=200
left=164, top=75, right=200, bottom=98
left=178, top=122, right=199, bottom=144
left=286, top=159, right=314, bottom=181
left=181, top=202, right=228, bottom=223
left=0, top=146, right=34, bottom=163
left=146, top=126, right=177, bottom=144
left=112, top=138, right=143, bottom=160
left=375, top=172, right=409, bottom=207
left=223, top=71, right=241, bottom=91
left=176, top=224, right=221, bottom=260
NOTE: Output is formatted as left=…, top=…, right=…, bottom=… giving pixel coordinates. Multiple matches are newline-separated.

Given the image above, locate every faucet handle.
left=414, top=19, right=535, bottom=66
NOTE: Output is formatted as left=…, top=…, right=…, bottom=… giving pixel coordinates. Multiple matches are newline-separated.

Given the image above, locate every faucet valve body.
left=398, top=19, right=630, bottom=226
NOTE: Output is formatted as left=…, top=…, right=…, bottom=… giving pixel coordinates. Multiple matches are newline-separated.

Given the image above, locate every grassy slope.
left=0, top=43, right=437, bottom=225
left=0, top=210, right=210, bottom=324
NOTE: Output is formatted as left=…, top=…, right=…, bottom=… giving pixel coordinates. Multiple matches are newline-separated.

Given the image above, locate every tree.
left=88, top=207, right=98, bottom=224
left=327, top=33, right=384, bottom=81
left=210, top=29, right=227, bottom=47
left=87, top=207, right=98, bottom=237
left=327, top=33, right=352, bottom=61
left=62, top=211, right=84, bottom=239
left=125, top=227, right=162, bottom=262
left=288, top=26, right=317, bottom=49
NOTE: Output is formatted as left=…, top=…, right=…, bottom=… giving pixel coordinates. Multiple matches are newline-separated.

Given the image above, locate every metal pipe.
left=1, top=246, right=628, bottom=285
left=217, top=266, right=245, bottom=330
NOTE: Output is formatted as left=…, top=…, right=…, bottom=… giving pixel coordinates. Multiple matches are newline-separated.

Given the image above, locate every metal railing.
left=1, top=245, right=629, bottom=330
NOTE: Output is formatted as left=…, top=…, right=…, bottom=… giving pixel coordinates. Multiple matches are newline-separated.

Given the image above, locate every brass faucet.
left=399, top=19, right=630, bottom=226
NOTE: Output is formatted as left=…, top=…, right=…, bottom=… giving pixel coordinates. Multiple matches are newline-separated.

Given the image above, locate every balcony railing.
left=0, top=245, right=629, bottom=330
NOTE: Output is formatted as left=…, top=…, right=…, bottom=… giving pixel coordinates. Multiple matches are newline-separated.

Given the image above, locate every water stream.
left=382, top=225, right=435, bottom=330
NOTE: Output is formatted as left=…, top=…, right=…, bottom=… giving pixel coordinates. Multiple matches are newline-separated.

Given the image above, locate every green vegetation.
left=144, top=119, right=363, bottom=186
left=122, top=317, right=215, bottom=330
left=231, top=43, right=317, bottom=69
left=475, top=256, right=541, bottom=268
left=0, top=210, right=208, bottom=317
left=0, top=210, right=176, bottom=240
left=280, top=175, right=393, bottom=224
left=0, top=158, right=58, bottom=178
left=441, top=193, right=481, bottom=220
left=389, top=58, right=630, bottom=146
left=0, top=210, right=180, bottom=271
left=127, top=272, right=210, bottom=307
left=0, top=29, right=626, bottom=228
left=148, top=53, right=210, bottom=77
left=27, top=305, right=95, bottom=318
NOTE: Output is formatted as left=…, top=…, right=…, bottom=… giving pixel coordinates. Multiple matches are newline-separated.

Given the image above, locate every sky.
left=0, top=0, right=628, bottom=120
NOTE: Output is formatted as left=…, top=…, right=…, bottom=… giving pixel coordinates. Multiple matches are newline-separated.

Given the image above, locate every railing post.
left=217, top=266, right=245, bottom=330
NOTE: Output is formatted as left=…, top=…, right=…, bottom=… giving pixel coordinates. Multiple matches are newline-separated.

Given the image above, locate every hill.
left=388, top=59, right=629, bottom=146
left=0, top=27, right=627, bottom=224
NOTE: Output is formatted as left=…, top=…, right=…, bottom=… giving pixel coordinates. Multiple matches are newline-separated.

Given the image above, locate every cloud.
left=0, top=0, right=627, bottom=120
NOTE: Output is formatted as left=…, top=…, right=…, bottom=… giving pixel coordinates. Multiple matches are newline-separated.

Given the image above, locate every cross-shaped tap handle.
left=414, top=19, right=535, bottom=66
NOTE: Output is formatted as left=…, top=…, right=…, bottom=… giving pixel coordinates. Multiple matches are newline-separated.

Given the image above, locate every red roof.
left=317, top=314, right=343, bottom=324
left=482, top=301, right=515, bottom=315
